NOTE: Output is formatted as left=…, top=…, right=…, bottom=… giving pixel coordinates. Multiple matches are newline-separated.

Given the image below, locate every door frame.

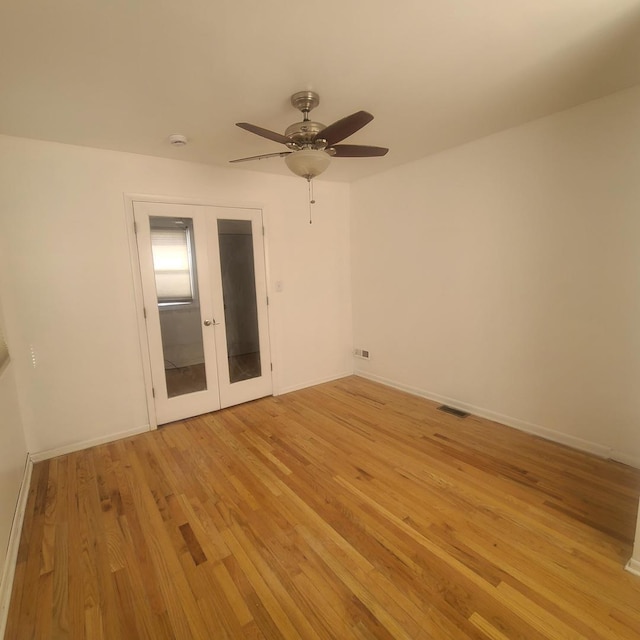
left=124, top=193, right=276, bottom=430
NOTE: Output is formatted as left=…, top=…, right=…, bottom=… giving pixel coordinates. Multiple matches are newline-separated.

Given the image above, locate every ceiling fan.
left=230, top=91, right=388, bottom=180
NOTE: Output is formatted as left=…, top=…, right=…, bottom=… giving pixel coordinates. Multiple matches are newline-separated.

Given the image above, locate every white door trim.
left=123, top=193, right=276, bottom=429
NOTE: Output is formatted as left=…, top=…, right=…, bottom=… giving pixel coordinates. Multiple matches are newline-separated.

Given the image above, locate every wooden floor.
left=6, top=376, right=640, bottom=639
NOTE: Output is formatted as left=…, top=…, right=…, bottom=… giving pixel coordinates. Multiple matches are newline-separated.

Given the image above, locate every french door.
left=133, top=201, right=272, bottom=424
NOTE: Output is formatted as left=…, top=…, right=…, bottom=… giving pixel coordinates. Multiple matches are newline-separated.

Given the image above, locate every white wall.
left=0, top=361, right=28, bottom=596
left=0, top=136, right=352, bottom=455
left=352, top=85, right=640, bottom=467
left=0, top=281, right=28, bottom=624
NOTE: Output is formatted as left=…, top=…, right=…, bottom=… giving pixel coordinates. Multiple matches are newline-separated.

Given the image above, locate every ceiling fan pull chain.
left=308, top=178, right=316, bottom=224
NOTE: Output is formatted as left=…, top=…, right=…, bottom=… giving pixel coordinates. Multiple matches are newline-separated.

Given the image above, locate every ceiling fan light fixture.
left=285, top=148, right=331, bottom=180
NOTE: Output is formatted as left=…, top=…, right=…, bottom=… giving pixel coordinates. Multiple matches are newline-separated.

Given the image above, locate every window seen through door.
left=150, top=218, right=197, bottom=304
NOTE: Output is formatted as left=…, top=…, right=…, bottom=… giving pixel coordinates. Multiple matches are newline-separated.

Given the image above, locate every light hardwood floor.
left=5, top=376, right=640, bottom=639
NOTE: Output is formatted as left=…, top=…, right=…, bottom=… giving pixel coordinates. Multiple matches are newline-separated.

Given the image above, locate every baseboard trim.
left=625, top=558, right=640, bottom=577
left=356, top=371, right=621, bottom=463
left=609, top=450, right=640, bottom=470
left=277, top=371, right=353, bottom=396
left=30, top=424, right=151, bottom=462
left=0, top=454, right=33, bottom=639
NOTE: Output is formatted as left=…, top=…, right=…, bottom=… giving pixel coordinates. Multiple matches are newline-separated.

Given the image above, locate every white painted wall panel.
left=0, top=137, right=352, bottom=454
left=352, top=85, right=640, bottom=467
left=0, top=362, right=27, bottom=586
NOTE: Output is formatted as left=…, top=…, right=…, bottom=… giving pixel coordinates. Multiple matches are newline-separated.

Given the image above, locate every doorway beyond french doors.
left=133, top=201, right=272, bottom=425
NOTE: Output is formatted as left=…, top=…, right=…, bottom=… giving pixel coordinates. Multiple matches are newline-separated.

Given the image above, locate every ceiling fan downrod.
left=290, top=91, right=320, bottom=121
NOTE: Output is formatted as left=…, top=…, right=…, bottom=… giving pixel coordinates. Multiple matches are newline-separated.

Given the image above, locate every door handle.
left=203, top=319, right=220, bottom=326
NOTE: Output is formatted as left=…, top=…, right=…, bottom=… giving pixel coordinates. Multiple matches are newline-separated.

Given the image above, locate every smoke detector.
left=168, top=134, right=188, bottom=147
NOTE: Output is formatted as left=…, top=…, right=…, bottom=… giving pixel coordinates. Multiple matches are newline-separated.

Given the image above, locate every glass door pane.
left=217, top=219, right=262, bottom=383
left=150, top=216, right=207, bottom=398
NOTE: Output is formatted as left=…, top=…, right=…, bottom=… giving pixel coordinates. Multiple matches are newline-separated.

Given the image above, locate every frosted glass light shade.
left=285, top=149, right=331, bottom=179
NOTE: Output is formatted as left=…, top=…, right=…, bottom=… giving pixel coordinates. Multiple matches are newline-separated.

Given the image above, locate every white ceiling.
left=1, top=0, right=640, bottom=182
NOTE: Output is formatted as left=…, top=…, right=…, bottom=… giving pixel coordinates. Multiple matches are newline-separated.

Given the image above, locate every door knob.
left=203, top=319, right=219, bottom=326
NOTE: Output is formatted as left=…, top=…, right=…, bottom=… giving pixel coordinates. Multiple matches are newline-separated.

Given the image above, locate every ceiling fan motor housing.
left=285, top=121, right=327, bottom=149
left=286, top=91, right=329, bottom=150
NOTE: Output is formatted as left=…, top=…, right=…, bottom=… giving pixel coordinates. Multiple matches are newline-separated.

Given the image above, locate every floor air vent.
left=437, top=405, right=470, bottom=418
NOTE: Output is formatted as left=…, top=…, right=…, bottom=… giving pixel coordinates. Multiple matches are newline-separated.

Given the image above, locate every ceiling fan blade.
left=236, top=122, right=291, bottom=145
left=331, top=144, right=389, bottom=157
left=229, top=151, right=292, bottom=163
left=315, top=111, right=374, bottom=145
